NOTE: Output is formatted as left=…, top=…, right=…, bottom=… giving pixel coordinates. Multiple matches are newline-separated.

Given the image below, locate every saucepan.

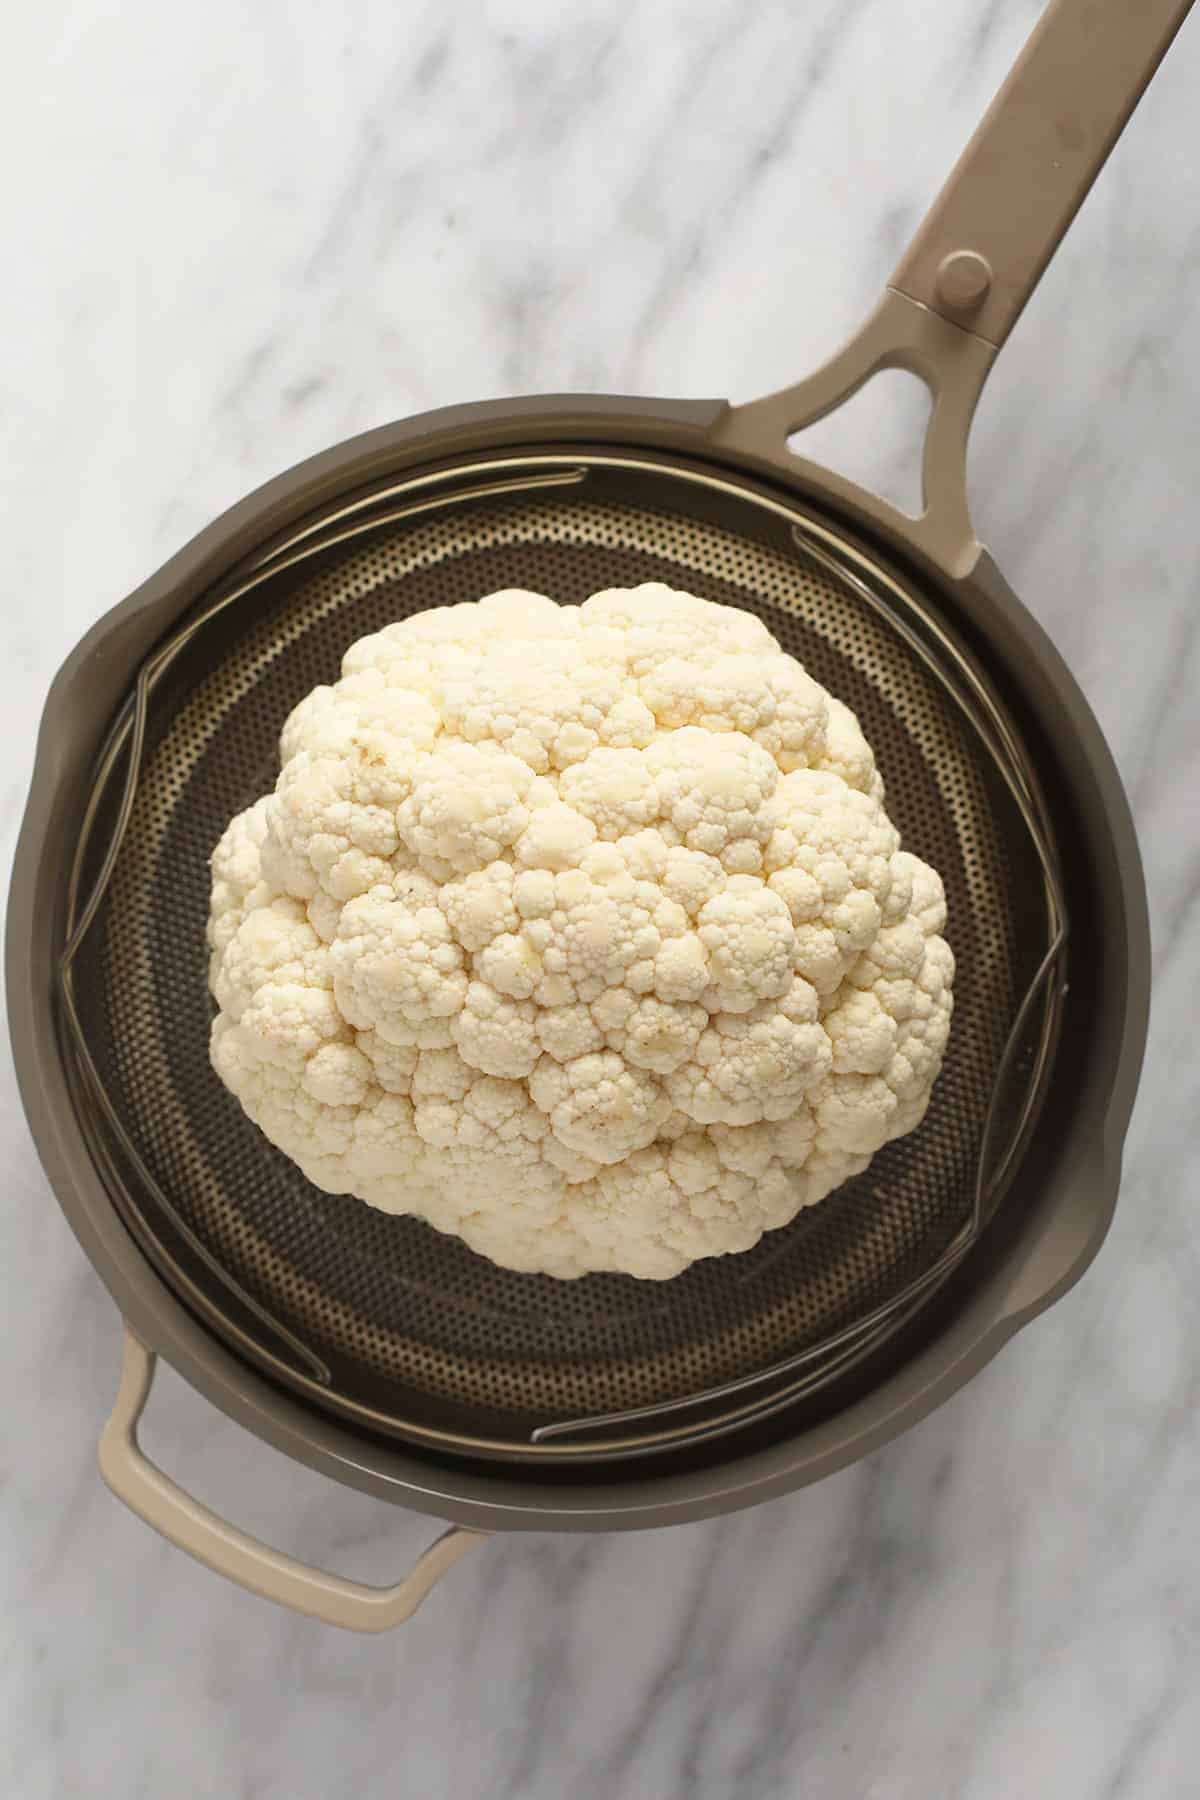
left=8, top=0, right=1187, bottom=1628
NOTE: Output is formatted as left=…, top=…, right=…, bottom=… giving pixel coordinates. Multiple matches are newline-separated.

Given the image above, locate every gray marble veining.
left=2, top=3, right=1199, bottom=1796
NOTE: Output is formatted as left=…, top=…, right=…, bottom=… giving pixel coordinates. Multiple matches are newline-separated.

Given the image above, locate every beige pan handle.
left=717, top=0, right=1194, bottom=577
left=99, top=1327, right=489, bottom=1632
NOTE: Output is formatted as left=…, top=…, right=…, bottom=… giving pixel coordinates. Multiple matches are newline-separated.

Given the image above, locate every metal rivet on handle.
left=934, top=250, right=993, bottom=315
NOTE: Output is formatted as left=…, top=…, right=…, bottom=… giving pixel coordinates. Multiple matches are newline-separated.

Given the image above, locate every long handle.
left=717, top=0, right=1194, bottom=577
left=891, top=0, right=1193, bottom=348
left=99, top=1326, right=489, bottom=1632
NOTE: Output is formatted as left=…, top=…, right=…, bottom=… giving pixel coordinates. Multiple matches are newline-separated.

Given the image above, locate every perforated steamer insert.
left=61, top=458, right=1061, bottom=1457
left=11, top=0, right=1183, bottom=1629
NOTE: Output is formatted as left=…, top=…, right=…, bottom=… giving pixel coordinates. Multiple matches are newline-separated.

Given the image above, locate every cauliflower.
left=208, top=584, right=953, bottom=1280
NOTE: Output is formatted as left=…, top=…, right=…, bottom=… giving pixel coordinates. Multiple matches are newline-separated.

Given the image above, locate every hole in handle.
left=786, top=368, right=932, bottom=520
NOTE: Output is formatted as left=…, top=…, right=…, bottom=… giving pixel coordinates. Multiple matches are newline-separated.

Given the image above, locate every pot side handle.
left=98, top=1325, right=489, bottom=1632
left=716, top=0, right=1194, bottom=579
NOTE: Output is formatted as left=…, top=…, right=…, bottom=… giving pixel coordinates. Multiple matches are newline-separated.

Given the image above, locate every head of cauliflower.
left=208, top=584, right=953, bottom=1280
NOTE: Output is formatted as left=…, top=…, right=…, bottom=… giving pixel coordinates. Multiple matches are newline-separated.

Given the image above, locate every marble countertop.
left=3, top=3, right=1199, bottom=1796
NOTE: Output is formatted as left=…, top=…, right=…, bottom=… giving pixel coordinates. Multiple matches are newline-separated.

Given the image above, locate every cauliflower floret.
left=207, top=797, right=274, bottom=982
left=260, top=700, right=435, bottom=902
left=211, top=1013, right=414, bottom=1199
left=279, top=680, right=441, bottom=766
left=355, top=1029, right=418, bottom=1094
left=599, top=992, right=707, bottom=1075
left=529, top=1050, right=673, bottom=1165
left=640, top=652, right=830, bottom=772
left=331, top=882, right=468, bottom=1045
left=440, top=648, right=655, bottom=773
left=820, top=695, right=883, bottom=799
left=237, top=981, right=346, bottom=1072
left=505, top=850, right=668, bottom=1006
left=452, top=979, right=540, bottom=1078
left=212, top=896, right=333, bottom=1023
left=652, top=931, right=712, bottom=1003
left=823, top=987, right=899, bottom=1075
left=535, top=1002, right=607, bottom=1063
left=645, top=728, right=778, bottom=864
left=440, top=862, right=519, bottom=952
left=303, top=1041, right=374, bottom=1108
left=696, top=880, right=796, bottom=1013
left=208, top=582, right=954, bottom=1278
left=397, top=743, right=548, bottom=877
left=666, top=978, right=831, bottom=1126
left=344, top=1091, right=432, bottom=1199
left=558, top=748, right=662, bottom=839
left=580, top=583, right=775, bottom=676
left=660, top=845, right=726, bottom=913
left=513, top=801, right=597, bottom=871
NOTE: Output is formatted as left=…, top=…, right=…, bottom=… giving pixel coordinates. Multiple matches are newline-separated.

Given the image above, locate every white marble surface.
left=3, top=3, right=1200, bottom=1795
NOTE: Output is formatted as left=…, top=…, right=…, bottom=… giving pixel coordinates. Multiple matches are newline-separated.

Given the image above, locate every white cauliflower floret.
left=208, top=582, right=954, bottom=1278
left=652, top=931, right=712, bottom=1003
left=645, top=728, right=778, bottom=863
left=440, top=646, right=655, bottom=773
left=640, top=652, right=830, bottom=772
left=696, top=880, right=796, bottom=1013
left=279, top=679, right=441, bottom=767
left=813, top=1072, right=901, bottom=1155
left=660, top=845, right=726, bottom=912
left=261, top=722, right=423, bottom=902
left=208, top=796, right=273, bottom=966
left=535, top=1002, right=607, bottom=1063
left=331, top=882, right=468, bottom=1045
left=821, top=695, right=884, bottom=800
left=212, top=896, right=333, bottom=1025
left=452, top=980, right=540, bottom=1078
left=439, top=862, right=519, bottom=951
left=823, top=987, right=899, bottom=1075
left=529, top=1050, right=673, bottom=1164
left=346, top=1092, right=429, bottom=1196
left=558, top=748, right=662, bottom=839
left=666, top=978, right=831, bottom=1125
left=580, top=582, right=775, bottom=675
left=513, top=801, right=597, bottom=871
left=303, top=1042, right=374, bottom=1108
left=600, top=992, right=707, bottom=1075
left=355, top=1030, right=418, bottom=1094
left=397, top=743, right=548, bottom=877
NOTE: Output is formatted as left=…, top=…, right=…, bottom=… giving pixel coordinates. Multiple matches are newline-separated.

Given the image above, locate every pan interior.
left=64, top=451, right=1060, bottom=1459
